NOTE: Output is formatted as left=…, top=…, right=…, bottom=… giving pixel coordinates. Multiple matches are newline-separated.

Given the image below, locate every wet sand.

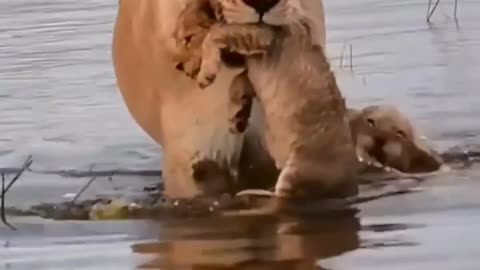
left=1, top=0, right=480, bottom=269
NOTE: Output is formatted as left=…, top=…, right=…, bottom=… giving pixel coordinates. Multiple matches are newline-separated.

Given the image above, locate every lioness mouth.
left=220, top=50, right=246, bottom=67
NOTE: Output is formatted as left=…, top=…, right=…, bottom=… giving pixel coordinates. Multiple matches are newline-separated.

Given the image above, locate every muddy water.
left=1, top=0, right=480, bottom=269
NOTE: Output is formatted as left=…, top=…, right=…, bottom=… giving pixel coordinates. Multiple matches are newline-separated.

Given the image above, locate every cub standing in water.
left=173, top=0, right=360, bottom=201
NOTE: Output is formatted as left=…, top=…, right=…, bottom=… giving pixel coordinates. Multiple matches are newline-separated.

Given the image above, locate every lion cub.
left=174, top=0, right=360, bottom=200
left=348, top=105, right=443, bottom=173
left=173, top=0, right=273, bottom=84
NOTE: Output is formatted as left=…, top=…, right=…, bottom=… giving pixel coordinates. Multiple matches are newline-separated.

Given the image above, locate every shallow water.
left=1, top=0, right=480, bottom=269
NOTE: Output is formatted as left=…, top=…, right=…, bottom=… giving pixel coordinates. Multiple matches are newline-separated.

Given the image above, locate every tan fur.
left=113, top=0, right=245, bottom=198
left=348, top=105, right=443, bottom=173
left=173, top=0, right=325, bottom=88
left=112, top=0, right=327, bottom=198
left=173, top=1, right=274, bottom=86
left=172, top=0, right=215, bottom=79
left=174, top=0, right=360, bottom=200
left=211, top=0, right=326, bottom=47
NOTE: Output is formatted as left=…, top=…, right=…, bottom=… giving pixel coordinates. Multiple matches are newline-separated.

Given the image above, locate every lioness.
left=174, top=0, right=360, bottom=200
left=113, top=0, right=327, bottom=198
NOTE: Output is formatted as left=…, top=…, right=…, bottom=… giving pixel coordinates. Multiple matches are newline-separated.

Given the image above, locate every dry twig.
left=349, top=44, right=353, bottom=71
left=427, top=0, right=441, bottom=22
left=70, top=165, right=97, bottom=203
left=339, top=42, right=347, bottom=69
left=427, top=0, right=459, bottom=22
left=454, top=0, right=458, bottom=19
left=0, top=155, right=33, bottom=230
left=0, top=174, right=14, bottom=230
left=427, top=0, right=433, bottom=19
left=339, top=41, right=354, bottom=72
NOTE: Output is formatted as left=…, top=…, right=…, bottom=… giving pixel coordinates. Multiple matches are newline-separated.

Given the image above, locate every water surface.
left=1, top=0, right=480, bottom=269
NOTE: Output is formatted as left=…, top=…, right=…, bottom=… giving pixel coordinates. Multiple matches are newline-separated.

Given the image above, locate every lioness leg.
left=198, top=24, right=275, bottom=88
left=228, top=70, right=256, bottom=134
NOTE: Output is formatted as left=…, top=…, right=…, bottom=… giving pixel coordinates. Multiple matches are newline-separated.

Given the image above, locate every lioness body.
left=113, top=0, right=244, bottom=198
left=112, top=0, right=327, bottom=198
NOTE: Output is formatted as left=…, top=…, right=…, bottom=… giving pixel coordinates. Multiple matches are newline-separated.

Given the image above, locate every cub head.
left=349, top=105, right=443, bottom=173
left=174, top=0, right=217, bottom=56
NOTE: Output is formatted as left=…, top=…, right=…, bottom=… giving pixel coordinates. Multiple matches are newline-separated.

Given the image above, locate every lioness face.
left=354, top=106, right=442, bottom=173
left=213, top=0, right=301, bottom=26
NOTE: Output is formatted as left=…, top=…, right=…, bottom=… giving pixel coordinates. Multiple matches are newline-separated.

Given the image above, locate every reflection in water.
left=130, top=213, right=426, bottom=270
left=131, top=214, right=361, bottom=269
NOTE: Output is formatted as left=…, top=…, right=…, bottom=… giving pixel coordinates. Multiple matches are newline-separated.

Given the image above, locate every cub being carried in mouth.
left=173, top=0, right=360, bottom=201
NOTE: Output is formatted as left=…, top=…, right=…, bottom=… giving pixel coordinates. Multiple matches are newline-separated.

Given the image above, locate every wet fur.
left=173, top=3, right=442, bottom=199
left=113, top=0, right=327, bottom=199
left=226, top=177, right=422, bottom=216
left=113, top=0, right=245, bottom=198
left=173, top=0, right=276, bottom=87
left=174, top=0, right=360, bottom=200
left=348, top=105, right=443, bottom=173
left=173, top=3, right=443, bottom=202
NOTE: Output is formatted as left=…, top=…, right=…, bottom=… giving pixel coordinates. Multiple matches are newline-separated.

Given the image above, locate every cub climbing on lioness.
left=173, top=0, right=360, bottom=201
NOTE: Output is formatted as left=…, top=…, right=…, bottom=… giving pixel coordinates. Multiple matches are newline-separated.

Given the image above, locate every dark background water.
left=1, top=0, right=480, bottom=269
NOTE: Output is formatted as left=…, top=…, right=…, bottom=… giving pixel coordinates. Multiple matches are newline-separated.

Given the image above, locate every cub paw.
left=274, top=171, right=296, bottom=199
left=275, top=184, right=292, bottom=199
left=198, top=72, right=217, bottom=89
left=175, top=57, right=201, bottom=79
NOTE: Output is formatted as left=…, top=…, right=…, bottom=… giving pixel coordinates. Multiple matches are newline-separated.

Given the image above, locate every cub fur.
left=348, top=105, right=443, bottom=173
left=174, top=0, right=360, bottom=200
